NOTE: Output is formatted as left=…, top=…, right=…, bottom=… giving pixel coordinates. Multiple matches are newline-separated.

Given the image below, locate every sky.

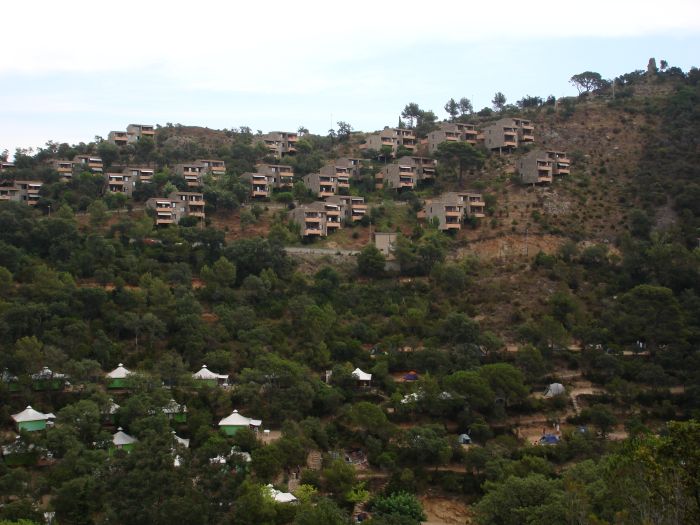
left=2, top=0, right=700, bottom=159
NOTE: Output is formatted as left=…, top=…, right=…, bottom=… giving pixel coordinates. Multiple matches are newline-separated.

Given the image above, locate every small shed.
left=112, top=428, right=138, bottom=451
left=192, top=365, right=229, bottom=387
left=106, top=364, right=132, bottom=389
left=218, top=410, right=262, bottom=436
left=11, top=406, right=56, bottom=432
left=544, top=383, right=566, bottom=398
left=31, top=367, right=69, bottom=391
left=162, top=399, right=187, bottom=423
left=352, top=368, right=372, bottom=387
left=458, top=433, right=472, bottom=445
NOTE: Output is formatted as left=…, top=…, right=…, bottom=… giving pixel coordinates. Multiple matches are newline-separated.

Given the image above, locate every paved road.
left=284, top=246, right=359, bottom=256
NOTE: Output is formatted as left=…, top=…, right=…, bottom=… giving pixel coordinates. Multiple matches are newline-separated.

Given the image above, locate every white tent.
left=106, top=399, right=120, bottom=415
left=352, top=368, right=372, bottom=382
left=192, top=365, right=229, bottom=381
left=266, top=484, right=297, bottom=503
left=173, top=434, right=190, bottom=448
left=112, top=428, right=138, bottom=447
left=544, top=383, right=566, bottom=398
left=106, top=364, right=132, bottom=379
left=11, top=406, right=55, bottom=423
left=218, top=410, right=262, bottom=428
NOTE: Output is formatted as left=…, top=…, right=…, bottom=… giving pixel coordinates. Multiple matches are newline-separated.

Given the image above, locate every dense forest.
left=0, top=63, right=699, bottom=525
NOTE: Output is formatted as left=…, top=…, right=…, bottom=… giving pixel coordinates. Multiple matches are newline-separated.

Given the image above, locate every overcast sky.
left=2, top=0, right=699, bottom=158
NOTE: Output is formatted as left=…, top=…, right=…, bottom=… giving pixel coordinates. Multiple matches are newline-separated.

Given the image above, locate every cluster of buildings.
left=255, top=131, right=299, bottom=158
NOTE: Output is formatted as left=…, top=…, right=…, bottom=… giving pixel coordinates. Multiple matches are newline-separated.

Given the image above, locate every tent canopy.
left=218, top=410, right=262, bottom=427
left=11, top=406, right=56, bottom=423
left=193, top=365, right=229, bottom=381
left=107, top=364, right=132, bottom=379
left=352, top=368, right=372, bottom=381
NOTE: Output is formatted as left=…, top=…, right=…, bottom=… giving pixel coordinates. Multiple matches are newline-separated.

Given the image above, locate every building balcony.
left=445, top=210, right=462, bottom=217
left=520, top=134, right=535, bottom=142
left=189, top=212, right=205, bottom=218
left=443, top=223, right=461, bottom=230
left=326, top=222, right=341, bottom=229
left=252, top=190, right=269, bottom=197
left=303, top=229, right=323, bottom=236
left=503, top=141, right=517, bottom=148
left=538, top=175, right=553, bottom=183
left=156, top=219, right=174, bottom=225
left=304, top=216, right=322, bottom=223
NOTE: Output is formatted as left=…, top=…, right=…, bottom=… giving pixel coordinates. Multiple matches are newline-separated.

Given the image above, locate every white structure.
left=266, top=484, right=297, bottom=504
left=107, top=364, right=132, bottom=379
left=218, top=410, right=262, bottom=431
left=112, top=428, right=138, bottom=448
left=544, top=383, right=566, bottom=398
left=192, top=365, right=229, bottom=386
left=352, top=368, right=372, bottom=381
left=11, top=406, right=56, bottom=430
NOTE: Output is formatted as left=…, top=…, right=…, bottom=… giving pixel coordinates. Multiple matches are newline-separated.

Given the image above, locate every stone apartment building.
left=303, top=172, right=337, bottom=198
left=288, top=201, right=330, bottom=237
left=0, top=180, right=43, bottom=206
left=426, top=122, right=479, bottom=153
left=73, top=155, right=104, bottom=173
left=105, top=171, right=137, bottom=197
left=240, top=172, right=272, bottom=199
left=255, top=164, right=295, bottom=190
left=319, top=163, right=351, bottom=191
left=396, top=156, right=436, bottom=180
left=420, top=191, right=486, bottom=231
left=107, top=131, right=129, bottom=146
left=325, top=195, right=368, bottom=222
left=518, top=150, right=570, bottom=184
left=53, top=160, right=74, bottom=181
left=146, top=191, right=205, bottom=226
left=197, top=159, right=226, bottom=179
left=361, top=127, right=417, bottom=157
left=517, top=150, right=555, bottom=184
left=125, top=166, right=155, bottom=183
left=257, top=131, right=298, bottom=157
left=174, top=163, right=205, bottom=189
left=126, top=124, right=156, bottom=143
left=483, top=117, right=534, bottom=151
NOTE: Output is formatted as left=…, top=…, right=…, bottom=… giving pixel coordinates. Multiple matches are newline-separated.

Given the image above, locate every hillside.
left=0, top=65, right=698, bottom=525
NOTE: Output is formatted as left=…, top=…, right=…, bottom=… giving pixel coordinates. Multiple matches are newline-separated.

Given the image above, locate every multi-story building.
left=0, top=185, right=20, bottom=203
left=319, top=163, right=351, bottom=191
left=422, top=194, right=465, bottom=231
left=258, top=131, right=298, bottom=157
left=427, top=122, right=479, bottom=153
left=377, top=160, right=417, bottom=191
left=14, top=181, right=43, bottom=206
left=483, top=119, right=520, bottom=151
left=255, top=164, right=294, bottom=190
left=240, top=172, right=272, bottom=198
left=303, top=172, right=337, bottom=198
left=456, top=191, right=486, bottom=217
left=420, top=190, right=486, bottom=230
left=325, top=195, right=367, bottom=222
left=334, top=157, right=363, bottom=179
left=174, top=163, right=204, bottom=188
left=125, top=166, right=155, bottom=183
left=73, top=155, right=104, bottom=174
left=361, top=127, right=417, bottom=157
left=197, top=159, right=226, bottom=179
left=483, top=117, right=535, bottom=151
left=288, top=202, right=329, bottom=237
left=323, top=201, right=343, bottom=232
left=545, top=150, right=570, bottom=175
left=511, top=118, right=534, bottom=143
left=126, top=124, right=156, bottom=143
left=105, top=172, right=137, bottom=196
left=145, top=191, right=205, bottom=226
left=0, top=161, right=15, bottom=172
left=107, top=131, right=129, bottom=146
left=517, top=150, right=554, bottom=184
left=396, top=156, right=436, bottom=180
left=53, top=160, right=74, bottom=181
